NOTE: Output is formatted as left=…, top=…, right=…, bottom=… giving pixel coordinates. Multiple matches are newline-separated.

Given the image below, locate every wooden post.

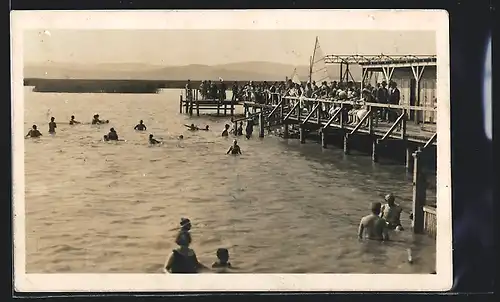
left=316, top=101, right=321, bottom=125
left=231, top=101, right=235, bottom=116
left=280, top=99, right=284, bottom=123
left=189, top=99, right=193, bottom=116
left=372, top=139, right=379, bottom=162
left=321, top=129, right=327, bottom=148
left=258, top=113, right=264, bottom=138
left=196, top=100, right=200, bottom=116
left=412, top=148, right=427, bottom=234
left=299, top=125, right=306, bottom=144
left=339, top=104, right=344, bottom=128
left=179, top=95, right=183, bottom=113
left=406, top=145, right=414, bottom=170
left=283, top=123, right=289, bottom=139
left=184, top=95, right=189, bottom=113
left=217, top=101, right=220, bottom=116
left=343, top=133, right=350, bottom=154
left=401, top=109, right=407, bottom=139
left=368, top=106, right=374, bottom=134
left=224, top=103, right=227, bottom=116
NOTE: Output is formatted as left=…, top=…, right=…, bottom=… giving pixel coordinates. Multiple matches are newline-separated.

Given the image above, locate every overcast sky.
left=24, top=30, right=436, bottom=66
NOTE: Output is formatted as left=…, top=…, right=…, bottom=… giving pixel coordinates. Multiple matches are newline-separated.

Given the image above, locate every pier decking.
left=179, top=89, right=242, bottom=116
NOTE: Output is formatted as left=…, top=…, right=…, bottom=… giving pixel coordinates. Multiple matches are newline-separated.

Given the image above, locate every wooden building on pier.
left=324, top=54, right=437, bottom=124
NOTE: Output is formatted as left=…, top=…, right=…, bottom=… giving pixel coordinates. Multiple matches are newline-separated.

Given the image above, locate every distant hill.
left=23, top=61, right=361, bottom=82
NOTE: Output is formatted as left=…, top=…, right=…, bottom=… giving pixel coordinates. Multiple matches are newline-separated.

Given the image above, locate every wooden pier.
left=241, top=94, right=437, bottom=236
left=179, top=88, right=242, bottom=117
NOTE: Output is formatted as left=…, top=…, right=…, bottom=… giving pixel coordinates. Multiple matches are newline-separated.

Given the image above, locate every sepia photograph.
left=12, top=10, right=452, bottom=292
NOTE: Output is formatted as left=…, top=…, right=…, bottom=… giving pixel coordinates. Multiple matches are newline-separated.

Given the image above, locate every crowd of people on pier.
left=188, top=77, right=402, bottom=126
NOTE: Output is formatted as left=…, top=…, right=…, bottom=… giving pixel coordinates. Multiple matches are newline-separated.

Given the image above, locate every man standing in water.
left=358, top=202, right=390, bottom=241
left=48, top=117, right=57, bottom=134
left=226, top=139, right=242, bottom=155
left=107, top=128, right=119, bottom=141
left=69, top=115, right=81, bottom=125
left=380, top=193, right=404, bottom=230
left=134, top=120, right=147, bottom=131
left=26, top=125, right=42, bottom=138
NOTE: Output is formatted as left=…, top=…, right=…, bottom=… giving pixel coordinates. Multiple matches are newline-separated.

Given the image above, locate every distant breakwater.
left=23, top=78, right=273, bottom=94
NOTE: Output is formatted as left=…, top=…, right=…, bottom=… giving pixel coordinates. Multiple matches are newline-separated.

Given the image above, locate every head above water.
left=180, top=218, right=192, bottom=230
left=233, top=139, right=238, bottom=145
left=32, top=125, right=37, bottom=130
left=385, top=193, right=395, bottom=205
left=51, top=117, right=55, bottom=121
left=140, top=120, right=144, bottom=124
left=371, top=202, right=382, bottom=215
left=216, top=248, right=229, bottom=262
left=71, top=115, right=75, bottom=119
left=110, top=128, right=115, bottom=132
left=225, top=124, right=230, bottom=129
left=179, top=135, right=184, bottom=139
left=205, top=125, right=209, bottom=130
left=149, top=134, right=153, bottom=139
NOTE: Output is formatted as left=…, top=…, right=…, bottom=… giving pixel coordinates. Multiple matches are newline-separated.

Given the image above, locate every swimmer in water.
left=48, top=117, right=57, bottom=134
left=103, top=135, right=109, bottom=141
left=26, top=125, right=42, bottom=138
left=107, top=128, right=119, bottom=141
left=226, top=139, right=242, bottom=155
left=380, top=193, right=404, bottom=231
left=92, top=114, right=109, bottom=125
left=148, top=134, right=162, bottom=145
left=236, top=122, right=243, bottom=136
left=69, top=115, right=81, bottom=125
left=134, top=120, right=147, bottom=131
left=200, top=125, right=210, bottom=131
left=212, top=248, right=232, bottom=269
left=221, top=124, right=230, bottom=137
left=185, top=123, right=198, bottom=131
left=358, top=202, right=390, bottom=241
left=178, top=135, right=184, bottom=140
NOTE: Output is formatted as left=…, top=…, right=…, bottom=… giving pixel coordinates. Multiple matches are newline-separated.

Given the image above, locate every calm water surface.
left=23, top=88, right=436, bottom=274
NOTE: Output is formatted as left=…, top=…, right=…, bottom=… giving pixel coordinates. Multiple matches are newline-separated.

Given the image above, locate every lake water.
left=23, top=88, right=436, bottom=274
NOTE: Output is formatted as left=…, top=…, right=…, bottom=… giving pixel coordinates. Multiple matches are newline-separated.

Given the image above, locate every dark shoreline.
left=24, top=78, right=270, bottom=94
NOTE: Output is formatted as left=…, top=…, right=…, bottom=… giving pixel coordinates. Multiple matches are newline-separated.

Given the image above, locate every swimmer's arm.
left=226, top=147, right=233, bottom=154
left=380, top=205, right=385, bottom=218
left=238, top=149, right=242, bottom=154
left=25, top=131, right=31, bottom=137
left=134, top=125, right=138, bottom=130
left=358, top=221, right=365, bottom=239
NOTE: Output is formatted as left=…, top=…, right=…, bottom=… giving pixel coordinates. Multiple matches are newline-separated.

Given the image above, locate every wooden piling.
left=196, top=100, right=200, bottom=116
left=217, top=101, right=220, bottom=116
left=299, top=125, right=306, bottom=144
left=230, top=101, right=235, bottom=116
left=224, top=103, right=227, bottom=116
left=321, top=129, right=327, bottom=148
left=184, top=95, right=189, bottom=113
left=258, top=113, right=264, bottom=138
left=179, top=95, right=183, bottom=113
left=372, top=138, right=379, bottom=162
left=412, top=148, right=427, bottom=234
left=189, top=99, right=193, bottom=116
left=406, top=145, right=414, bottom=170
left=343, top=133, right=350, bottom=154
left=283, top=123, right=289, bottom=139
